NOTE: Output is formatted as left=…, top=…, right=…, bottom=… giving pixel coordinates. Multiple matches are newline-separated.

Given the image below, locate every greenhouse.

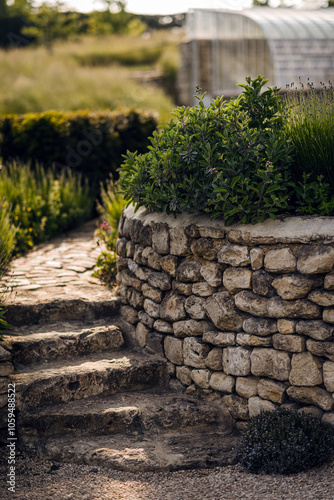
left=177, top=7, right=334, bottom=105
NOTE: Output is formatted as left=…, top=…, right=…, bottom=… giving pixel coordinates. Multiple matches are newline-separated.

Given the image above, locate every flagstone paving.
left=2, top=219, right=113, bottom=305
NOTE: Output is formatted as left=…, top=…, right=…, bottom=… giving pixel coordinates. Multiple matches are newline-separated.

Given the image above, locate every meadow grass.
left=0, top=30, right=181, bottom=123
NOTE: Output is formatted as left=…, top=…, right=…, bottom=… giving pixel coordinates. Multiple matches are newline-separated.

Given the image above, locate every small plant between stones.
left=237, top=408, right=334, bottom=475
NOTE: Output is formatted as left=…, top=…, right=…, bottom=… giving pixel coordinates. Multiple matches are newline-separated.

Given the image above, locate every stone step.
left=23, top=430, right=240, bottom=472
left=12, top=350, right=167, bottom=411
left=18, top=391, right=233, bottom=442
left=2, top=321, right=125, bottom=366
left=5, top=295, right=120, bottom=327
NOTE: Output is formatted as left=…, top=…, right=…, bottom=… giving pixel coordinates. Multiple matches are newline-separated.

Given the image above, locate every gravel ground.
left=1, top=450, right=334, bottom=500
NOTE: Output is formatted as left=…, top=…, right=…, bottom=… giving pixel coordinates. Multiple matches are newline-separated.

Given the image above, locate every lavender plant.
left=238, top=408, right=334, bottom=475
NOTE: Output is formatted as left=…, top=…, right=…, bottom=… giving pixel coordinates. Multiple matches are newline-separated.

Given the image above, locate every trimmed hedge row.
left=0, top=108, right=157, bottom=194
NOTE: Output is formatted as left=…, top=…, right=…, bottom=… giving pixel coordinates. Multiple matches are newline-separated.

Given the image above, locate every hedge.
left=0, top=108, right=157, bottom=195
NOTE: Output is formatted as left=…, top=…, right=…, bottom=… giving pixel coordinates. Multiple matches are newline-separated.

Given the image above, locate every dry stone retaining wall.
left=116, top=205, right=334, bottom=428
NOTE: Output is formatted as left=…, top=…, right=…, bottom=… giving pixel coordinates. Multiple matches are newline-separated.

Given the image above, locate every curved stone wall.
left=116, top=205, right=334, bottom=427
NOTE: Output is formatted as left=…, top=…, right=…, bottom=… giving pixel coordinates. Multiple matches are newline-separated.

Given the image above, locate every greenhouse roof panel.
left=187, top=8, right=334, bottom=40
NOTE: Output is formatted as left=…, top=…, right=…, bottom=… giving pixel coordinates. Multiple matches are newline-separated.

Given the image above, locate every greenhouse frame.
left=177, top=8, right=334, bottom=105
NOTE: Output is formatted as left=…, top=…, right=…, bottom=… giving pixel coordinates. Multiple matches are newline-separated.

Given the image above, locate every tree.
left=22, top=1, right=81, bottom=52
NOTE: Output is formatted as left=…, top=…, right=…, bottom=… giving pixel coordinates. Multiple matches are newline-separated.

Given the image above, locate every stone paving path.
left=2, top=219, right=114, bottom=305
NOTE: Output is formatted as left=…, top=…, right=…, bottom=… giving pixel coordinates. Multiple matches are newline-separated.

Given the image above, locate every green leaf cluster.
left=119, top=76, right=294, bottom=225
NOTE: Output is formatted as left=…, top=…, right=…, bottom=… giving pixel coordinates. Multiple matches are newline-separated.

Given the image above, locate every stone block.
left=138, top=310, right=154, bottom=328
left=257, top=378, right=287, bottom=403
left=323, top=308, right=334, bottom=324
left=324, top=272, right=334, bottom=290
left=309, top=290, right=334, bottom=307
left=185, top=224, right=200, bottom=238
left=172, top=281, right=193, bottom=296
left=323, top=361, right=334, bottom=392
left=127, top=288, right=145, bottom=310
left=143, top=298, right=160, bottom=319
left=217, top=244, right=250, bottom=267
left=0, top=347, right=12, bottom=362
left=160, top=293, right=187, bottom=322
left=164, top=336, right=183, bottom=365
left=191, top=238, right=217, bottom=260
left=249, top=247, right=264, bottom=270
left=173, top=319, right=210, bottom=338
left=153, top=320, right=174, bottom=333
left=298, top=406, right=323, bottom=419
left=176, top=366, right=192, bottom=386
left=115, top=237, right=127, bottom=256
left=267, top=297, right=320, bottom=319
left=138, top=224, right=152, bottom=247
left=176, top=259, right=202, bottom=282
left=160, top=255, right=178, bottom=277
left=297, top=245, right=334, bottom=275
left=264, top=248, right=296, bottom=273
left=272, top=275, right=319, bottom=300
left=223, top=268, right=252, bottom=294
left=287, top=386, right=334, bottom=411
left=296, top=320, right=333, bottom=341
left=142, top=283, right=164, bottom=303
left=252, top=270, right=275, bottom=297
left=209, top=372, right=235, bottom=393
left=133, top=244, right=145, bottom=265
left=223, top=394, right=249, bottom=420
left=322, top=412, right=334, bottom=428
left=206, top=291, right=245, bottom=331
left=170, top=227, right=191, bottom=256
left=200, top=261, right=223, bottom=287
left=191, top=369, right=211, bottom=388
left=146, top=331, right=165, bottom=356
left=126, top=240, right=135, bottom=258
left=135, top=266, right=151, bottom=282
left=120, top=305, right=139, bottom=324
left=136, top=322, right=149, bottom=348
left=306, top=339, right=334, bottom=361
left=250, top=348, right=291, bottom=381
left=223, top=347, right=251, bottom=376
left=235, top=290, right=268, bottom=317
left=202, top=331, right=236, bottom=347
left=151, top=222, right=170, bottom=255
left=205, top=348, right=223, bottom=370
left=236, top=334, right=272, bottom=347
left=277, top=319, right=296, bottom=334
left=127, top=259, right=138, bottom=274
left=192, top=282, right=217, bottom=297
left=248, top=396, right=277, bottom=417
left=272, top=334, right=305, bottom=353
left=130, top=219, right=143, bottom=243
left=289, top=352, right=323, bottom=386
left=147, top=272, right=171, bottom=291
left=116, top=257, right=129, bottom=272
left=117, top=269, right=143, bottom=291
left=236, top=377, right=258, bottom=399
left=183, top=337, right=210, bottom=368
left=243, top=317, right=277, bottom=336
left=185, top=295, right=207, bottom=320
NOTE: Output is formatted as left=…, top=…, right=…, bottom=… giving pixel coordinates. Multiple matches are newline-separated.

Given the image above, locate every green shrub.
left=93, top=177, right=126, bottom=285
left=119, top=76, right=294, bottom=225
left=75, top=46, right=164, bottom=67
left=0, top=162, right=95, bottom=255
left=238, top=408, right=334, bottom=475
left=0, top=108, right=157, bottom=196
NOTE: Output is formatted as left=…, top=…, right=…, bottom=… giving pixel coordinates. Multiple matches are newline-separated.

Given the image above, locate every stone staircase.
left=2, top=295, right=239, bottom=472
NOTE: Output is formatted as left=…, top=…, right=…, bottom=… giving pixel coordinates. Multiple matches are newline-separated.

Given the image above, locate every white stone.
left=183, top=337, right=210, bottom=368
left=264, top=248, right=296, bottom=273
left=223, top=268, right=252, bottom=294
left=209, top=372, right=235, bottom=393
left=289, top=352, right=323, bottom=386
left=223, top=347, right=251, bottom=376
left=250, top=247, right=264, bottom=270
left=323, top=361, right=334, bottom=392
left=217, top=244, right=250, bottom=267
left=248, top=396, right=277, bottom=417
left=236, top=377, right=258, bottom=399
left=191, top=369, right=211, bottom=388
left=164, top=336, right=183, bottom=365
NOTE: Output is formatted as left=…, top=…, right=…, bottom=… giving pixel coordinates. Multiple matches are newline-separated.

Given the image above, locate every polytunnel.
left=177, top=7, right=334, bottom=105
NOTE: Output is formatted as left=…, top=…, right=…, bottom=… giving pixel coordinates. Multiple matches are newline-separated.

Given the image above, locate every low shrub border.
left=0, top=108, right=157, bottom=196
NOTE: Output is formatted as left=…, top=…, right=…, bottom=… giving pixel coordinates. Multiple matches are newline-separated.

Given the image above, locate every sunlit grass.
left=0, top=30, right=182, bottom=123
